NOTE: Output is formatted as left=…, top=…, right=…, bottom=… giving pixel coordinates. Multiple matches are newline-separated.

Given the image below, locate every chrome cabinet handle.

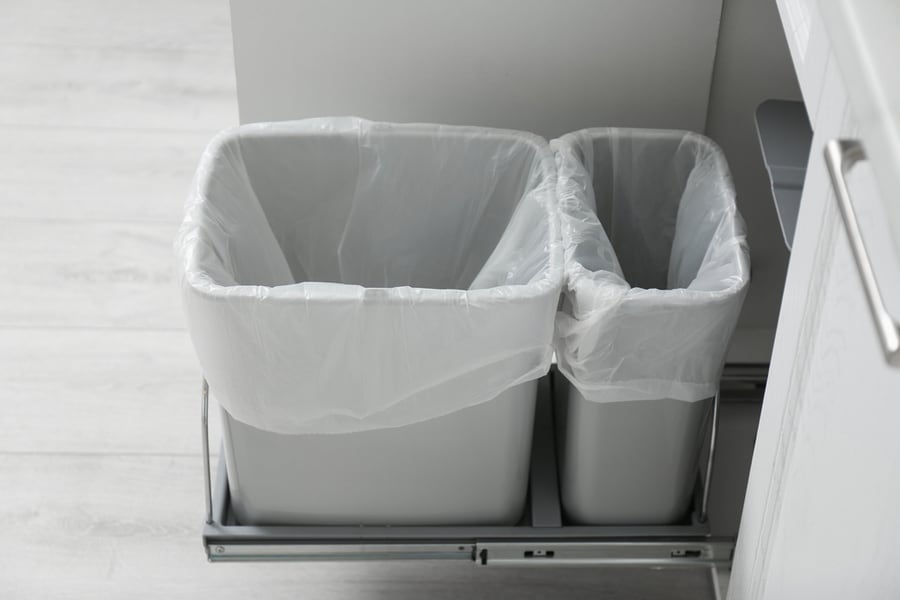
left=825, top=139, right=900, bottom=367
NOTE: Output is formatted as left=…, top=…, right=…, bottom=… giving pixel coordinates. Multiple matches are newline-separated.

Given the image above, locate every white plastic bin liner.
left=176, top=118, right=562, bottom=434
left=554, top=128, right=750, bottom=404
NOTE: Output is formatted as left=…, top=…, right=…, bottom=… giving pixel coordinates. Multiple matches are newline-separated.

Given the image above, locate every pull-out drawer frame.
left=201, top=368, right=765, bottom=568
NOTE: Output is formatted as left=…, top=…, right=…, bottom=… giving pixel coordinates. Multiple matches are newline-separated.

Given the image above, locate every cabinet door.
left=730, top=54, right=900, bottom=598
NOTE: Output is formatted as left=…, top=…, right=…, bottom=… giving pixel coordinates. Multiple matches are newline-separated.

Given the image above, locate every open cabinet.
left=729, top=1, right=900, bottom=597
left=194, top=0, right=900, bottom=596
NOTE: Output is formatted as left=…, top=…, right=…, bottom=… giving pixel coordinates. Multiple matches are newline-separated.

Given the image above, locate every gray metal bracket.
left=755, top=99, right=813, bottom=250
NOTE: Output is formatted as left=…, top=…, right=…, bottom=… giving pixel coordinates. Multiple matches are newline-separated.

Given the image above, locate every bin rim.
left=553, top=126, right=749, bottom=302
left=178, top=117, right=564, bottom=307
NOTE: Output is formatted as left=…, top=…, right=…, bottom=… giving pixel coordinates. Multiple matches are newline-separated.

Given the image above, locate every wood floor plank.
left=0, top=455, right=714, bottom=599
left=0, top=125, right=212, bottom=223
left=0, top=44, right=237, bottom=130
left=0, top=221, right=182, bottom=329
left=0, top=0, right=233, bottom=53
left=0, top=329, right=222, bottom=454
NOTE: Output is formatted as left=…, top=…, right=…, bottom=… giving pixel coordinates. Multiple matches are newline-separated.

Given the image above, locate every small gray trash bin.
left=553, top=128, right=750, bottom=525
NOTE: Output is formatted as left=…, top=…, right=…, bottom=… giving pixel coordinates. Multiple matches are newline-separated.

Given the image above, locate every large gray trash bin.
left=222, top=381, right=537, bottom=525
left=553, top=128, right=750, bottom=525
left=177, top=118, right=562, bottom=525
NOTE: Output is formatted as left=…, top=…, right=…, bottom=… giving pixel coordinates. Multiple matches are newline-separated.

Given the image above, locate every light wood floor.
left=0, top=1, right=717, bottom=597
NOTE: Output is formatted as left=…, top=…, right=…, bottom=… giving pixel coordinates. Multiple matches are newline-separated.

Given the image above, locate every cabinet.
left=209, top=0, right=900, bottom=587
left=730, top=3, right=900, bottom=597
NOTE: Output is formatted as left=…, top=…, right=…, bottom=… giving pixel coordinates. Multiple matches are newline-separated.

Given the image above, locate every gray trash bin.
left=553, top=128, right=750, bottom=525
left=177, top=118, right=562, bottom=525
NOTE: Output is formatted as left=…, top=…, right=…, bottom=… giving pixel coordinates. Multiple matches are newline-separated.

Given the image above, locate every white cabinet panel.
left=777, top=0, right=829, bottom=120
left=762, top=155, right=900, bottom=598
left=229, top=0, right=722, bottom=138
left=731, top=51, right=900, bottom=599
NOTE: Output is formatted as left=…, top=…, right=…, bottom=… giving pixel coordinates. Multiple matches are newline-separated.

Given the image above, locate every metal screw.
left=215, top=546, right=225, bottom=554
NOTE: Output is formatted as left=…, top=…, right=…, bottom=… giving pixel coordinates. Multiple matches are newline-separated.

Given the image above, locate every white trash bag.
left=176, top=118, right=563, bottom=434
left=554, top=128, right=750, bottom=404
